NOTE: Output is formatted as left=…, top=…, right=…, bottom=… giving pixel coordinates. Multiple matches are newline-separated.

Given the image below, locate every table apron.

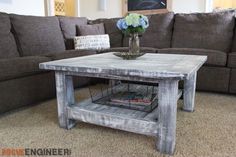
left=58, top=71, right=184, bottom=83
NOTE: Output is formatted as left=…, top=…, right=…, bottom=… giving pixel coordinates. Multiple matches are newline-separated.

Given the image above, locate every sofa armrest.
left=228, top=52, right=236, bottom=68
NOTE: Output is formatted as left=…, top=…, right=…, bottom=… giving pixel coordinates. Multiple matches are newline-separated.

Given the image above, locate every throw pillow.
left=74, top=34, right=110, bottom=50
left=77, top=23, right=105, bottom=36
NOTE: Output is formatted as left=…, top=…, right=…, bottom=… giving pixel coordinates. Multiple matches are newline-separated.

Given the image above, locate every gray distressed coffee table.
left=39, top=53, right=207, bottom=155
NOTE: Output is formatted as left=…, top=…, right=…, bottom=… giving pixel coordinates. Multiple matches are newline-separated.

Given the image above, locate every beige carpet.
left=0, top=86, right=236, bottom=157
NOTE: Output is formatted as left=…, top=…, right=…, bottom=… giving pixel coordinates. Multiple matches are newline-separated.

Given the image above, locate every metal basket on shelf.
left=88, top=82, right=159, bottom=113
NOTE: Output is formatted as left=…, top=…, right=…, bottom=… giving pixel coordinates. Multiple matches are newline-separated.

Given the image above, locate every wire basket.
left=89, top=81, right=158, bottom=113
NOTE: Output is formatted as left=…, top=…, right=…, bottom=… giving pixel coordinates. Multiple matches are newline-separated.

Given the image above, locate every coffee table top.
left=39, top=52, right=207, bottom=80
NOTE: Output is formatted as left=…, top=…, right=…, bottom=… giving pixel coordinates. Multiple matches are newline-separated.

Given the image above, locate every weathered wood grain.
left=68, top=103, right=158, bottom=137
left=183, top=71, right=197, bottom=112
left=156, top=79, right=179, bottom=155
left=144, top=89, right=182, bottom=122
left=78, top=98, right=148, bottom=119
left=55, top=72, right=76, bottom=129
left=39, top=53, right=207, bottom=80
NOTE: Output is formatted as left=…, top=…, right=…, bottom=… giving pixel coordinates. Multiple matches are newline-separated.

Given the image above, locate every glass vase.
left=129, top=33, right=140, bottom=54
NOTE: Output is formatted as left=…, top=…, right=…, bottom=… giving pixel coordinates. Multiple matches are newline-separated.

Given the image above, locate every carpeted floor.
left=0, top=86, right=236, bottom=157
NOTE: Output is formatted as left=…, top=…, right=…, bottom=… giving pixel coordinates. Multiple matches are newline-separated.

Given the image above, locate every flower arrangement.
left=114, top=13, right=149, bottom=59
left=116, top=13, right=149, bottom=35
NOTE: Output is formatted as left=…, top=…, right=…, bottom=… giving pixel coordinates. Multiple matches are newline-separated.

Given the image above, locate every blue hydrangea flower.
left=140, top=18, right=146, bottom=29
left=116, top=19, right=123, bottom=30
left=140, top=17, right=149, bottom=29
left=117, top=19, right=128, bottom=30
left=121, top=20, right=128, bottom=29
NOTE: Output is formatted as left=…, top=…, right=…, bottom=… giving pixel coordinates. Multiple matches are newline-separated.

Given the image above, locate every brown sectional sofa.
left=0, top=12, right=95, bottom=114
left=0, top=10, right=236, bottom=114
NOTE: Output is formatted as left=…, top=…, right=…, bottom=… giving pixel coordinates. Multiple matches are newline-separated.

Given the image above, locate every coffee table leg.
left=55, top=72, right=76, bottom=129
left=157, top=80, right=178, bottom=155
left=183, top=71, right=197, bottom=112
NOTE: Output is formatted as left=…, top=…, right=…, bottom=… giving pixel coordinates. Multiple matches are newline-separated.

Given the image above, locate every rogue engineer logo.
left=0, top=148, right=72, bottom=156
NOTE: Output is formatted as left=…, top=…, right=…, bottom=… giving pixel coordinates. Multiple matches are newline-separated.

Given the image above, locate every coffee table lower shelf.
left=67, top=89, right=182, bottom=137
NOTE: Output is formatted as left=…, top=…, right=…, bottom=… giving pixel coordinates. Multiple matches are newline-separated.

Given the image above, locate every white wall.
left=170, top=0, right=206, bottom=13
left=0, top=0, right=208, bottom=17
left=78, top=0, right=207, bottom=20
left=0, top=0, right=45, bottom=16
left=79, top=0, right=122, bottom=19
left=205, top=0, right=213, bottom=12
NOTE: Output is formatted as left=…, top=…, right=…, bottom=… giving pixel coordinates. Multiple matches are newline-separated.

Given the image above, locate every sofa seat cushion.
left=172, top=11, right=235, bottom=52
left=45, top=49, right=97, bottom=60
left=0, top=12, right=19, bottom=59
left=58, top=16, right=88, bottom=49
left=0, top=56, right=51, bottom=81
left=10, top=14, right=65, bottom=56
left=158, top=48, right=227, bottom=66
left=228, top=53, right=236, bottom=68
left=123, top=12, right=175, bottom=48
left=98, top=47, right=157, bottom=54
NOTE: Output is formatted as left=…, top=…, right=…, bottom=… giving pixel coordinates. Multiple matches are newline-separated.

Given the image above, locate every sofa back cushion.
left=231, top=17, right=236, bottom=52
left=77, top=23, right=105, bottom=36
left=172, top=11, right=235, bottom=53
left=89, top=18, right=123, bottom=48
left=58, top=16, right=88, bottom=49
left=123, top=12, right=175, bottom=48
left=10, top=14, right=65, bottom=56
left=0, top=12, right=19, bottom=59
